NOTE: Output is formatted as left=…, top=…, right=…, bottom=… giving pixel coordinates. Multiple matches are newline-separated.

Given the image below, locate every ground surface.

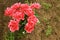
left=0, top=0, right=60, bottom=40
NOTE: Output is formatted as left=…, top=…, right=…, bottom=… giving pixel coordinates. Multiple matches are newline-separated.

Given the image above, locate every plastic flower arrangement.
left=4, top=2, right=41, bottom=33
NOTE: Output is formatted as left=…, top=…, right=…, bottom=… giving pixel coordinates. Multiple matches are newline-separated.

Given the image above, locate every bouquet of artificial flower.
left=4, top=2, right=41, bottom=33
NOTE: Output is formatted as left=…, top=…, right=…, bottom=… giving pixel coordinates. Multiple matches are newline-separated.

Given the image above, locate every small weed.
left=43, top=17, right=49, bottom=25
left=45, top=25, right=52, bottom=36
left=41, top=2, right=52, bottom=10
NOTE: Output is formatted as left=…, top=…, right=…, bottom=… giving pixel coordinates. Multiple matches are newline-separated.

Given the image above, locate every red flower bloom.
left=12, top=12, right=24, bottom=21
left=20, top=4, right=29, bottom=11
left=25, top=8, right=34, bottom=16
left=30, top=3, right=41, bottom=9
left=4, top=7, right=15, bottom=16
left=24, top=23, right=34, bottom=33
left=8, top=20, right=19, bottom=32
left=27, top=15, right=38, bottom=24
left=11, top=2, right=21, bottom=9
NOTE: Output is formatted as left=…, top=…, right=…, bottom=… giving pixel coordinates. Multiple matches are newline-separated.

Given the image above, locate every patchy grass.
left=0, top=0, right=60, bottom=40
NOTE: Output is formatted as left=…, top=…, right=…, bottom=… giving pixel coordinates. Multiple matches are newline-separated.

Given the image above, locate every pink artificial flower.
left=20, top=4, right=29, bottom=11
left=12, top=11, right=24, bottom=21
left=4, top=7, right=15, bottom=16
left=24, top=23, right=34, bottom=33
left=27, top=15, right=38, bottom=24
left=30, top=3, right=41, bottom=9
left=25, top=8, right=34, bottom=16
left=11, top=2, right=21, bottom=10
left=8, top=20, right=19, bottom=32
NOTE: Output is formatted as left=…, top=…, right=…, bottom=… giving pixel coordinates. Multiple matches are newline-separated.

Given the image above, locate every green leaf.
left=7, top=31, right=14, bottom=40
